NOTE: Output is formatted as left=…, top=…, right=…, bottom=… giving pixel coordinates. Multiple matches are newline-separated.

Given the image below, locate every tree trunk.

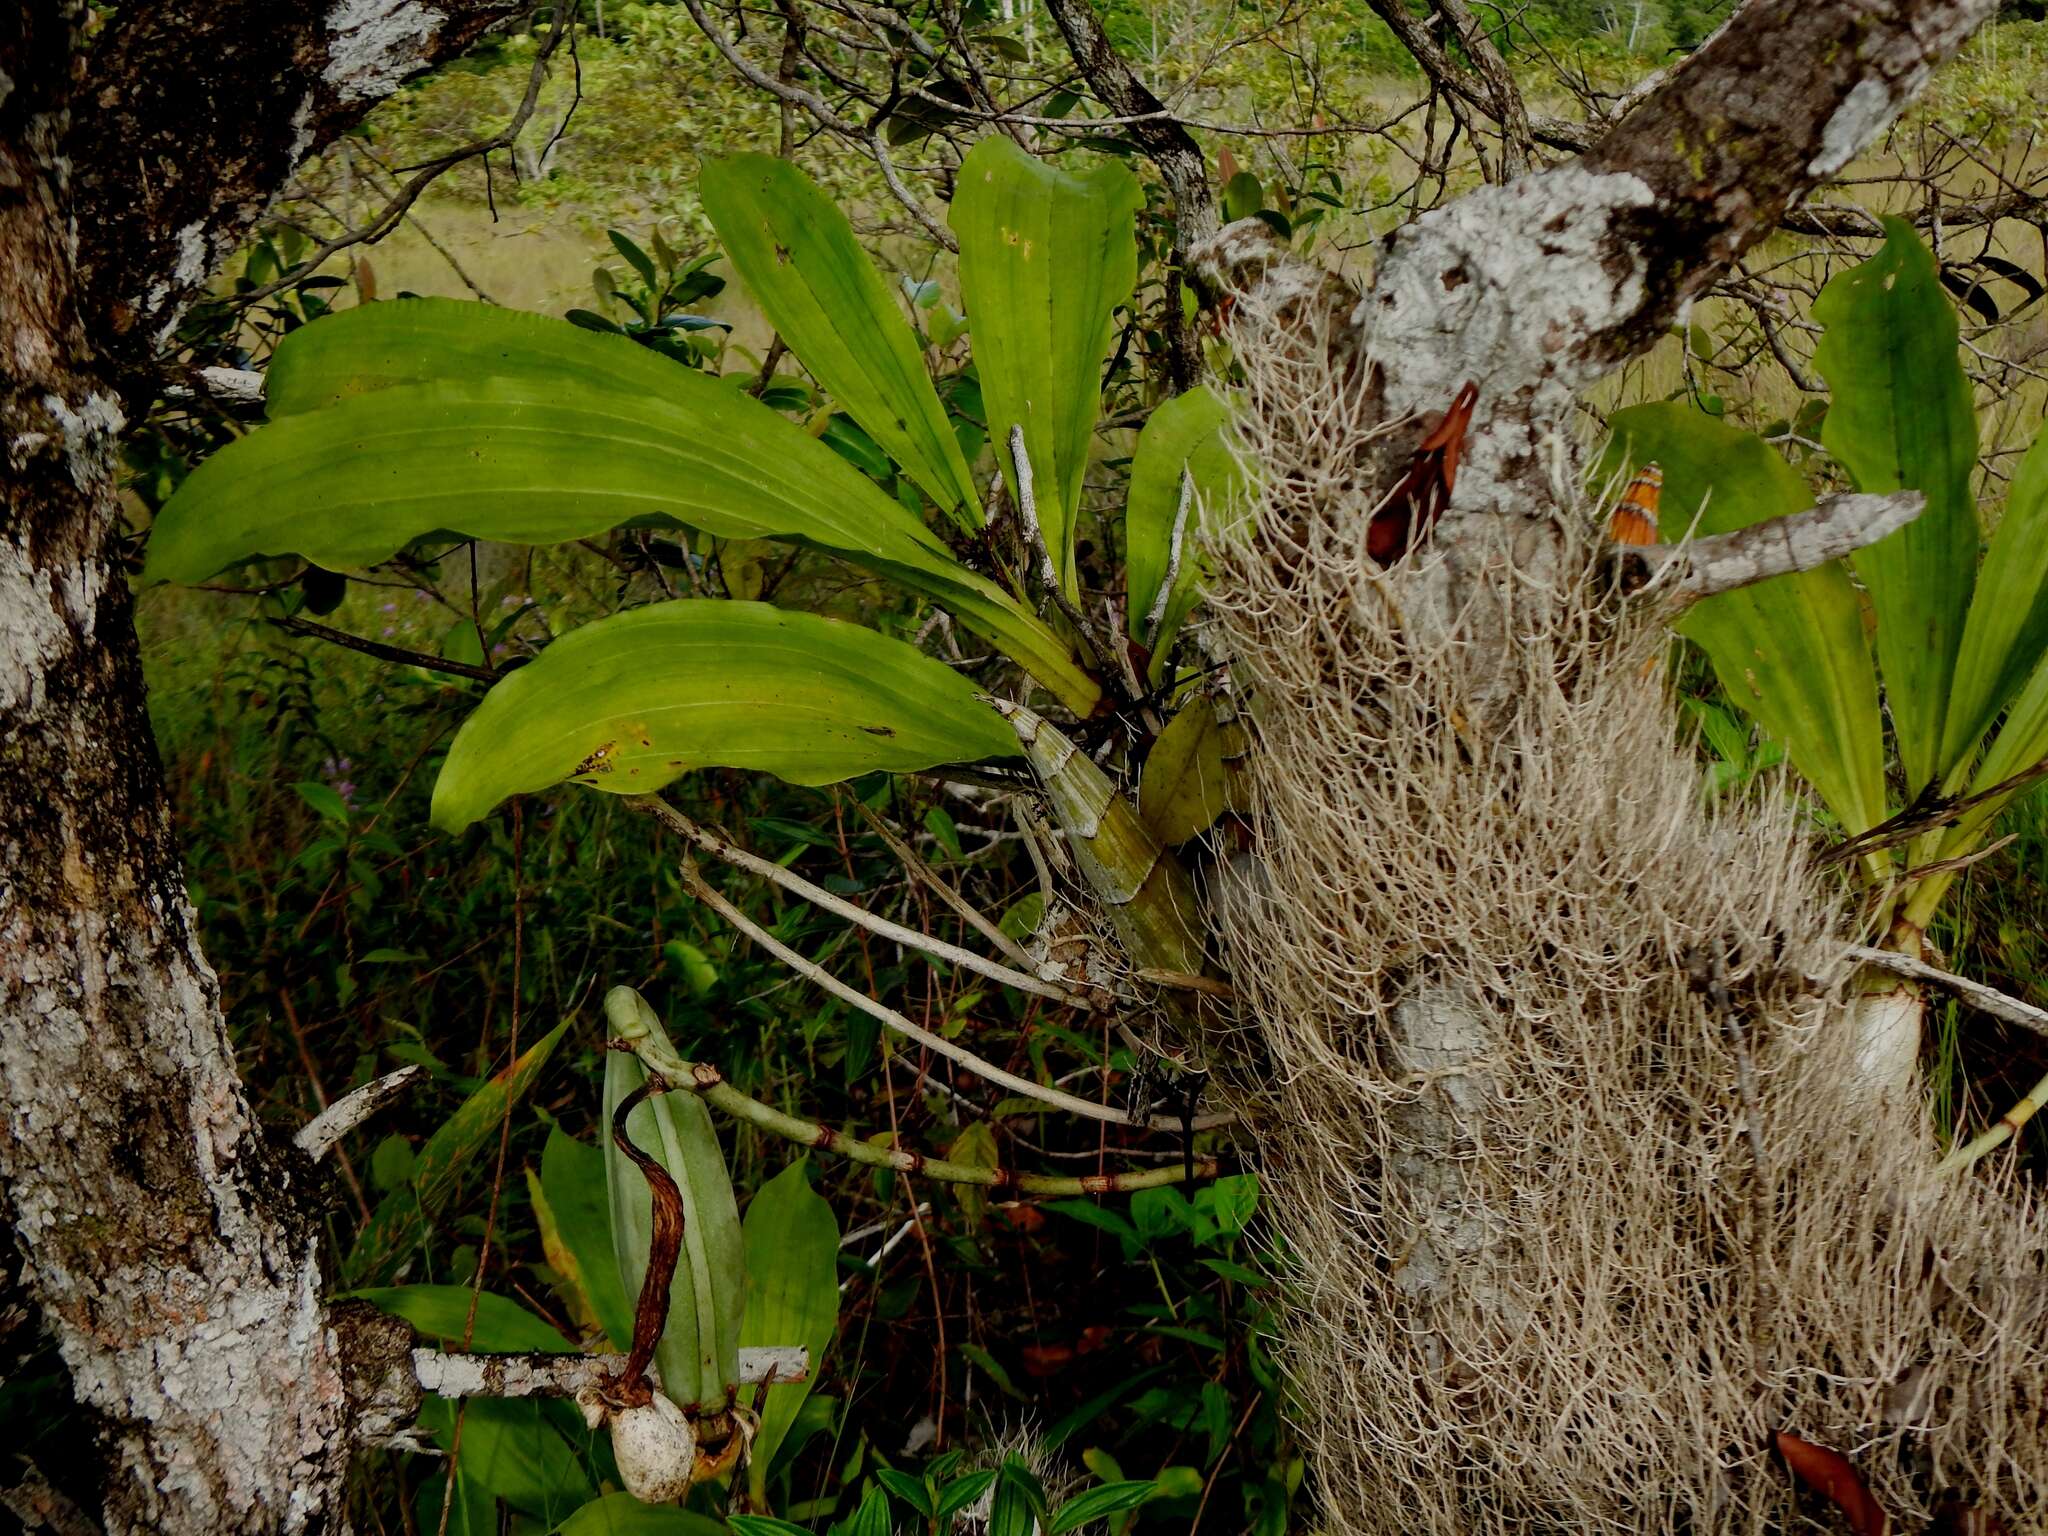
left=1, top=5, right=508, bottom=1528
left=1188, top=0, right=2048, bottom=1529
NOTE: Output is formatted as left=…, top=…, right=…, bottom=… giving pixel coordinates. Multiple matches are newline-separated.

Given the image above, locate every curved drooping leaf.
left=551, top=1493, right=729, bottom=1535
left=1812, top=217, right=1981, bottom=793
left=701, top=154, right=982, bottom=528
left=1940, top=424, right=2048, bottom=776
left=149, top=301, right=1097, bottom=714
left=604, top=987, right=745, bottom=1413
left=349, top=1285, right=577, bottom=1353
left=952, top=137, right=1142, bottom=596
left=1124, top=385, right=1245, bottom=678
left=1601, top=404, right=1886, bottom=837
left=739, top=1159, right=840, bottom=1505
left=430, top=601, right=1017, bottom=831
left=345, top=1020, right=569, bottom=1282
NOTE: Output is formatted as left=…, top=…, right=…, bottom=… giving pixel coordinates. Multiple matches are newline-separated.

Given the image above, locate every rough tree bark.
left=1, top=5, right=510, bottom=1531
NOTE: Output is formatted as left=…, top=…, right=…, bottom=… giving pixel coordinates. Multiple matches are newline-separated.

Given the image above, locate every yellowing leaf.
left=1139, top=695, right=1232, bottom=845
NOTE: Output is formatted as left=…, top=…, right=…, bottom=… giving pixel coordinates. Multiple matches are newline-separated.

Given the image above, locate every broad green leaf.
left=151, top=301, right=1096, bottom=714
left=935, top=1471, right=999, bottom=1522
left=293, top=780, right=350, bottom=823
left=1049, top=1482, right=1158, bottom=1534
left=541, top=1128, right=636, bottom=1349
left=604, top=988, right=745, bottom=1412
left=875, top=1469, right=935, bottom=1519
left=1601, top=405, right=1885, bottom=836
left=740, top=1160, right=841, bottom=1506
left=430, top=601, right=1017, bottom=831
left=991, top=1460, right=1046, bottom=1536
left=702, top=154, right=982, bottom=528
left=553, top=1494, right=728, bottom=1536
left=1911, top=578, right=2048, bottom=928
left=1941, top=425, right=2048, bottom=773
left=345, top=1021, right=569, bottom=1282
left=727, top=1520, right=815, bottom=1536
left=1812, top=218, right=1980, bottom=792
left=346, top=1285, right=576, bottom=1353
left=1138, top=694, right=1232, bottom=846
left=419, top=1395, right=594, bottom=1524
left=1125, top=385, right=1244, bottom=678
left=843, top=1485, right=893, bottom=1536
left=952, top=137, right=1142, bottom=596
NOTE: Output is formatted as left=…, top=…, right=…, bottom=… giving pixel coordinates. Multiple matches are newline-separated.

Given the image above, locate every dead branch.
left=412, top=1344, right=809, bottom=1401
left=295, top=1066, right=426, bottom=1162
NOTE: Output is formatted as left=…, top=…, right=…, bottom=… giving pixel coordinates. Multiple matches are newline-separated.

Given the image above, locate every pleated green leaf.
left=1940, top=424, right=2048, bottom=775
left=148, top=301, right=1097, bottom=714
left=1125, top=385, right=1245, bottom=678
left=952, top=137, right=1141, bottom=596
left=738, top=1160, right=840, bottom=1506
left=603, top=987, right=745, bottom=1413
left=551, top=1494, right=728, bottom=1535
left=1602, top=404, right=1886, bottom=836
left=701, top=154, right=982, bottom=529
left=1813, top=217, right=1981, bottom=793
left=430, top=601, right=1017, bottom=832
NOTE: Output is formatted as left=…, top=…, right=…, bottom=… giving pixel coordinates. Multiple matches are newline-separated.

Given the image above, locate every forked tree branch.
left=1038, top=0, right=1213, bottom=388
left=1197, top=0, right=2000, bottom=516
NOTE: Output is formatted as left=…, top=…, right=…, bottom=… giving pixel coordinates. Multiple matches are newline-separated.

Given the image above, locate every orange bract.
left=1607, top=463, right=1663, bottom=546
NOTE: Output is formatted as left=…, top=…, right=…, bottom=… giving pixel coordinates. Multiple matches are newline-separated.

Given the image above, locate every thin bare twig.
left=633, top=797, right=1097, bottom=1010
left=675, top=855, right=1228, bottom=1131
left=242, top=11, right=572, bottom=305
left=847, top=798, right=1043, bottom=975
left=271, top=614, right=501, bottom=684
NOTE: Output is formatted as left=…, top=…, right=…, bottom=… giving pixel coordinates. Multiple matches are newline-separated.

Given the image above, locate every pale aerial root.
left=1192, top=289, right=2048, bottom=1535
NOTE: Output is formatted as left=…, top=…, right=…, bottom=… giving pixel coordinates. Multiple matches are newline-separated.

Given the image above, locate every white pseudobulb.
left=610, top=1393, right=697, bottom=1503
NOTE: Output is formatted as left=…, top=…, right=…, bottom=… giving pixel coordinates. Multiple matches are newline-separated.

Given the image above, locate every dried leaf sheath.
left=609, top=1077, right=686, bottom=1404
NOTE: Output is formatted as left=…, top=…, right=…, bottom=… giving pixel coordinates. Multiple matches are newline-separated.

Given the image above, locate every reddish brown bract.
left=1368, top=381, right=1479, bottom=565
